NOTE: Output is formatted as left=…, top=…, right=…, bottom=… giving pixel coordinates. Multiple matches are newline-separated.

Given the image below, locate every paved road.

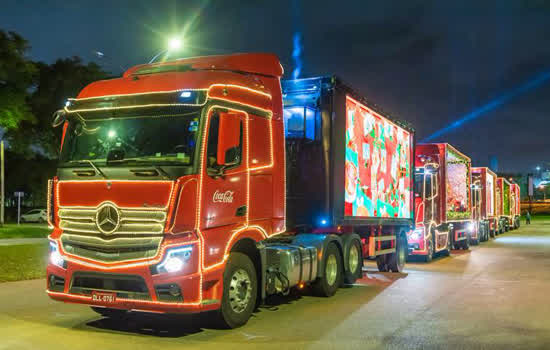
left=1, top=220, right=550, bottom=349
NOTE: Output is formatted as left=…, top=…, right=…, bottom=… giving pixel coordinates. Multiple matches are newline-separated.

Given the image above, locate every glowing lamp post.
left=149, top=37, right=184, bottom=64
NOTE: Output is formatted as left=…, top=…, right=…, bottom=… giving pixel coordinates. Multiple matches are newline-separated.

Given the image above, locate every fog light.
left=168, top=284, right=181, bottom=297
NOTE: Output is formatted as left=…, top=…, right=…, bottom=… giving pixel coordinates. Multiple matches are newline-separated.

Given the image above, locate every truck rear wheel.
left=312, top=242, right=342, bottom=297
left=216, top=252, right=257, bottom=329
left=343, top=239, right=362, bottom=284
left=387, top=233, right=406, bottom=273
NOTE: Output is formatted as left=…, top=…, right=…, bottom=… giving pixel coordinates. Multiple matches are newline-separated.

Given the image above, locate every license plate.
left=91, top=291, right=117, bottom=303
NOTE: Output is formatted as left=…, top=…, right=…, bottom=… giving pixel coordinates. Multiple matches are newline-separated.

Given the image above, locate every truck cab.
left=408, top=143, right=474, bottom=261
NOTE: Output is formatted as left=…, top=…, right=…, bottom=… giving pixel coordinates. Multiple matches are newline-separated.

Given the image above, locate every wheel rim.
left=349, top=244, right=359, bottom=274
left=228, top=268, right=252, bottom=314
left=326, top=254, right=338, bottom=286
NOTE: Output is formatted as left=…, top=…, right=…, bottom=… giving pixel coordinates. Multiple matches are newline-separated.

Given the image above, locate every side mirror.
left=216, top=112, right=241, bottom=166
left=52, top=110, right=67, bottom=128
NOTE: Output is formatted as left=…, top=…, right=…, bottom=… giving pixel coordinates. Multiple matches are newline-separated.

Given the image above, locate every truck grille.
left=58, top=207, right=166, bottom=235
left=61, top=234, right=162, bottom=262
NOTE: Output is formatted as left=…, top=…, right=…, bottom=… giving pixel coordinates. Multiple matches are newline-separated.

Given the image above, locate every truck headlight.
left=467, top=223, right=475, bottom=232
left=49, top=241, right=65, bottom=268
left=156, top=246, right=193, bottom=274
left=409, top=228, right=424, bottom=241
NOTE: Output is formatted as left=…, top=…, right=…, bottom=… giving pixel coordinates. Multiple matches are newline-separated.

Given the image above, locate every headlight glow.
left=467, top=223, right=475, bottom=232
left=408, top=228, right=424, bottom=241
left=49, top=241, right=65, bottom=268
left=156, top=246, right=193, bottom=274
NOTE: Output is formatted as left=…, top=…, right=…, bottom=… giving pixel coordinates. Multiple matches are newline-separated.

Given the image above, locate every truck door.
left=200, top=109, right=248, bottom=232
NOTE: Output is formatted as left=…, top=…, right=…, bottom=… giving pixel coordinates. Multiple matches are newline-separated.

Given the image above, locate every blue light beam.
left=423, top=70, right=550, bottom=142
left=292, top=32, right=303, bottom=80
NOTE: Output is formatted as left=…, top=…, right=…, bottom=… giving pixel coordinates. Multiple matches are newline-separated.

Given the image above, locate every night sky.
left=2, top=0, right=549, bottom=173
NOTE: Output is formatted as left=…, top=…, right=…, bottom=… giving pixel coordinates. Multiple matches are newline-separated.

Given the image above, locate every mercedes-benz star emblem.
left=96, top=203, right=120, bottom=234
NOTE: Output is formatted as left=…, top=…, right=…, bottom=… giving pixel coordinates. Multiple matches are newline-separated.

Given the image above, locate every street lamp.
left=149, top=36, right=184, bottom=64
left=536, top=166, right=541, bottom=171
left=168, top=38, right=182, bottom=50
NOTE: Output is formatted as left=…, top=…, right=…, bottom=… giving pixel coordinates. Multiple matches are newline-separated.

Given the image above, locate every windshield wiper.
left=81, top=159, right=108, bottom=179
left=111, top=158, right=171, bottom=180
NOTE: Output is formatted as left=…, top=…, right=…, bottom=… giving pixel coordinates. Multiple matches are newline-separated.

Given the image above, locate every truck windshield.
left=59, top=113, right=200, bottom=167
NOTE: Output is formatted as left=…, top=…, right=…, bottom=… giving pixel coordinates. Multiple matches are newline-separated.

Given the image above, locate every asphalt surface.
left=1, top=219, right=550, bottom=350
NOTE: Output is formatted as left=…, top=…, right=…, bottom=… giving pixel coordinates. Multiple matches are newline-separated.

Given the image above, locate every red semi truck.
left=471, top=167, right=498, bottom=240
left=407, top=143, right=474, bottom=261
left=46, top=54, right=414, bottom=328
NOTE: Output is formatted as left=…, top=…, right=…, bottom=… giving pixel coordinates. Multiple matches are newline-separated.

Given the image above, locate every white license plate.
left=91, top=291, right=117, bottom=303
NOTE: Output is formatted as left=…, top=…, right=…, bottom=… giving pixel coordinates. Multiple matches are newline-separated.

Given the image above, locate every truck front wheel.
left=217, top=252, right=257, bottom=329
left=313, top=242, right=343, bottom=297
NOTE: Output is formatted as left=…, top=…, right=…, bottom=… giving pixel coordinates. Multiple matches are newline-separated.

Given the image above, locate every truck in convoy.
left=471, top=167, right=498, bottom=240
left=407, top=143, right=473, bottom=261
left=496, top=177, right=512, bottom=232
left=46, top=54, right=414, bottom=328
left=510, top=183, right=521, bottom=229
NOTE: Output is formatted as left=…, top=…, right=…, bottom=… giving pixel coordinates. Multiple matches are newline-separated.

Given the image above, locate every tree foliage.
left=0, top=30, right=36, bottom=131
left=4, top=56, right=108, bottom=158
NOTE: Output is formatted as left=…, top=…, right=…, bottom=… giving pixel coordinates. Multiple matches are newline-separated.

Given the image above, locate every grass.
left=0, top=223, right=50, bottom=239
left=0, top=243, right=48, bottom=282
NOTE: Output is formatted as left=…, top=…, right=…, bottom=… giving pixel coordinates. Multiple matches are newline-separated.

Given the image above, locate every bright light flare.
left=168, top=38, right=182, bottom=51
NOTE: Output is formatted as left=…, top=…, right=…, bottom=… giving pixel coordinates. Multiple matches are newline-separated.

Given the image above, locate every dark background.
left=1, top=0, right=549, bottom=173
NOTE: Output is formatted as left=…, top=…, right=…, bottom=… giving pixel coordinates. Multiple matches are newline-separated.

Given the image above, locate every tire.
left=313, top=242, right=343, bottom=297
left=461, top=236, right=470, bottom=250
left=91, top=307, right=127, bottom=318
left=343, top=239, right=362, bottom=284
left=216, top=252, right=257, bottom=329
left=441, top=231, right=451, bottom=256
left=387, top=233, right=407, bottom=273
left=423, top=235, right=434, bottom=263
left=376, top=255, right=389, bottom=272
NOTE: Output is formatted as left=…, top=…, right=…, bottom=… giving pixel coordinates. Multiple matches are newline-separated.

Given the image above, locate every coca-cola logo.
left=213, top=190, right=234, bottom=203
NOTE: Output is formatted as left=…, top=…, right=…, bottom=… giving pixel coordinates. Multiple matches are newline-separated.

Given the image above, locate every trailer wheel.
left=376, top=255, right=389, bottom=272
left=91, top=307, right=127, bottom=319
left=387, top=233, right=406, bottom=273
left=216, top=252, right=257, bottom=329
left=312, top=242, right=342, bottom=297
left=344, top=239, right=362, bottom=284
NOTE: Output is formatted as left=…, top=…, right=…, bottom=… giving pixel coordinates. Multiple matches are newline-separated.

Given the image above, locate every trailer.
left=45, top=55, right=414, bottom=328
left=496, top=177, right=512, bottom=232
left=407, top=143, right=473, bottom=261
left=511, top=183, right=521, bottom=229
left=471, top=167, right=498, bottom=240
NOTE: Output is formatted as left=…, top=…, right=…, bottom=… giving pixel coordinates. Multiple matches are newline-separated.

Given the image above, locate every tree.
left=6, top=57, right=109, bottom=158
left=0, top=30, right=36, bottom=131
